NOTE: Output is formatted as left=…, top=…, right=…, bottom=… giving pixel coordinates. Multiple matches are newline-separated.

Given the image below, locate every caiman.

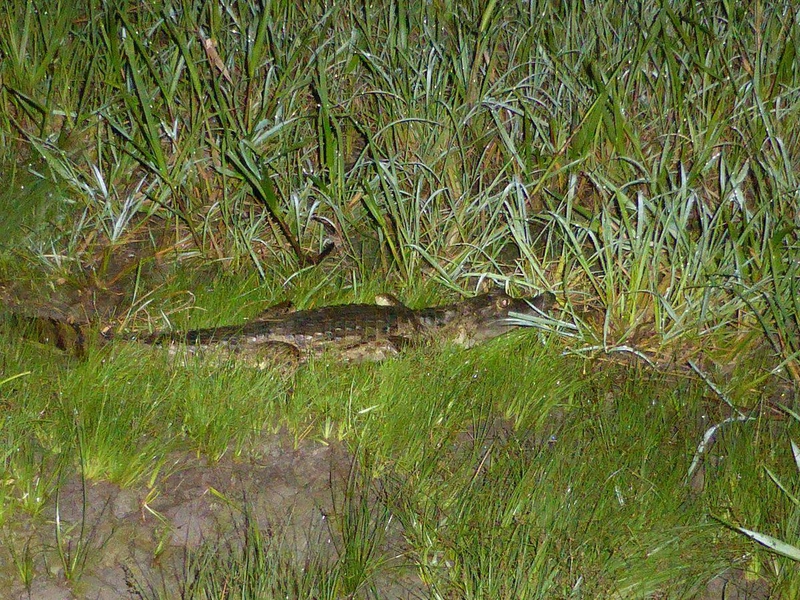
left=142, top=290, right=555, bottom=365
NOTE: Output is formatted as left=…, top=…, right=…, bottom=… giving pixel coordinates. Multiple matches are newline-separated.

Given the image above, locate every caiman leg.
left=374, top=293, right=404, bottom=307
left=208, top=339, right=302, bottom=370
left=229, top=338, right=402, bottom=365
left=246, top=341, right=302, bottom=370
left=337, top=338, right=407, bottom=362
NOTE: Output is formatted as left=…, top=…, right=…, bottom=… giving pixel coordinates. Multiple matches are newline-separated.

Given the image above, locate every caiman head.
left=420, top=290, right=556, bottom=347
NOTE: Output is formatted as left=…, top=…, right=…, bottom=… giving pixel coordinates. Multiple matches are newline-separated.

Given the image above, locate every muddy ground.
left=0, top=435, right=773, bottom=600
left=1, top=432, right=427, bottom=599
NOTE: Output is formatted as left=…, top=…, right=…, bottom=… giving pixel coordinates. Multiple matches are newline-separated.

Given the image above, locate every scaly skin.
left=145, top=290, right=555, bottom=363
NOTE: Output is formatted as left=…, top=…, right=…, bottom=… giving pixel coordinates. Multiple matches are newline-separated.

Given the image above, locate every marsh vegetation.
left=0, top=0, right=798, bottom=597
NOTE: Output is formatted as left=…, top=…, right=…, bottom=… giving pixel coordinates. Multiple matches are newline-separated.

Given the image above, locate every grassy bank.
left=1, top=313, right=798, bottom=596
left=1, top=0, right=799, bottom=596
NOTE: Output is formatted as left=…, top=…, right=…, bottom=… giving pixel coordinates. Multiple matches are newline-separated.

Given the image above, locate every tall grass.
left=2, top=1, right=798, bottom=378
left=2, top=3, right=800, bottom=596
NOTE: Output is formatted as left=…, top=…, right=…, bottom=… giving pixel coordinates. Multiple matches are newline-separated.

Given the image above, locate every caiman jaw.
left=434, top=291, right=555, bottom=347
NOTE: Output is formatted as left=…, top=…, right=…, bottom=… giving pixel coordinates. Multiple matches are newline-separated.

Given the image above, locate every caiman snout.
left=448, top=290, right=555, bottom=346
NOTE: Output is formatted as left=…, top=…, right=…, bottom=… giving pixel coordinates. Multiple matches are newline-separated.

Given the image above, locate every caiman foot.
left=247, top=341, right=302, bottom=371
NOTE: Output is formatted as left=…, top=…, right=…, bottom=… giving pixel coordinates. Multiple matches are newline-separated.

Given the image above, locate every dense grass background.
left=0, top=0, right=798, bottom=375
left=1, top=0, right=800, bottom=596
